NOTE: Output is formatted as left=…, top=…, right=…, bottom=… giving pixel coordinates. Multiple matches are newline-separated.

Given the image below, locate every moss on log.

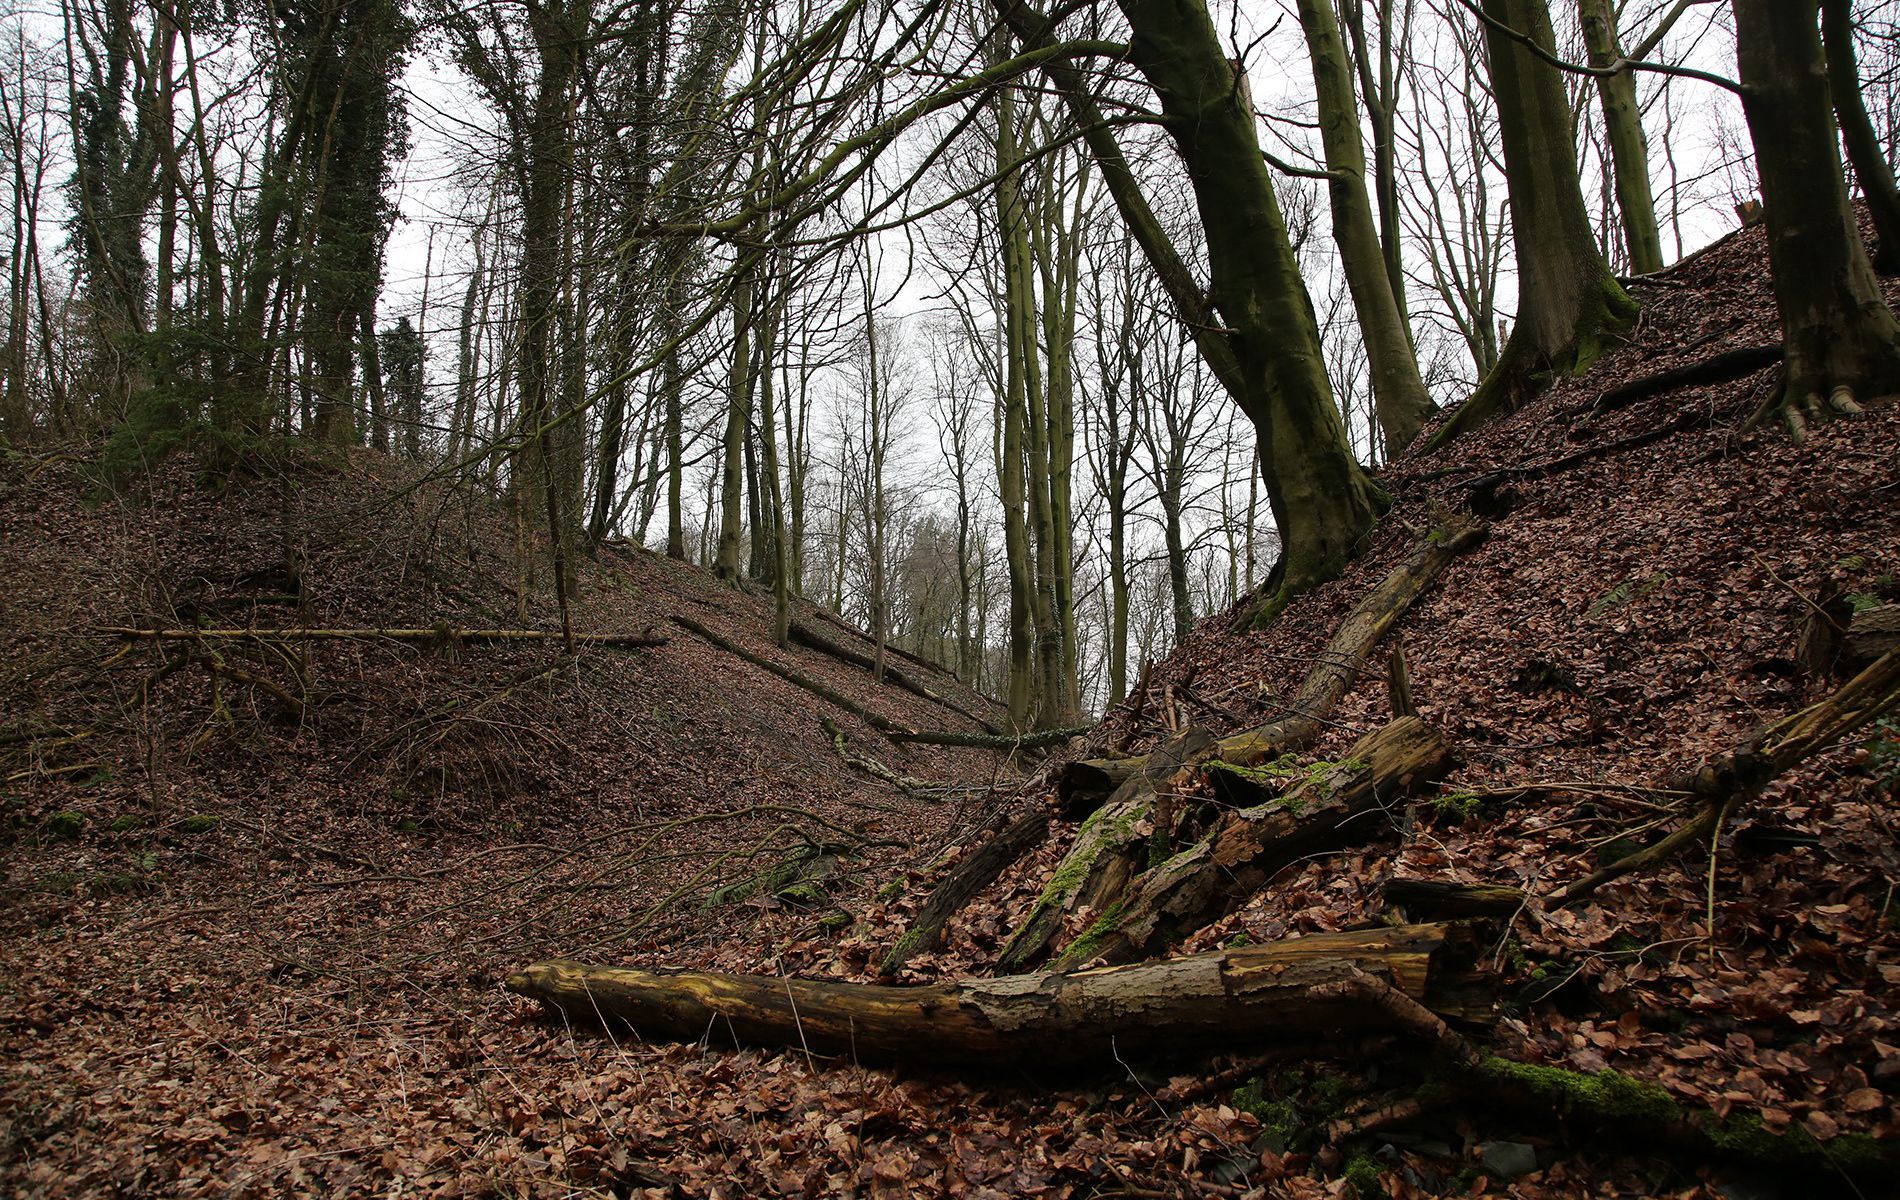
left=1072, top=716, right=1454, bottom=966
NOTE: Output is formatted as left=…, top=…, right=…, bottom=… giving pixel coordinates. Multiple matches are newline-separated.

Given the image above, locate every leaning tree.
left=996, top=0, right=1389, bottom=625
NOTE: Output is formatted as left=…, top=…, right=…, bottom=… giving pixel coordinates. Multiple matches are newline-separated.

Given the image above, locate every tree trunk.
left=1735, top=0, right=1900, bottom=434
left=1577, top=0, right=1663, bottom=275
left=1296, top=0, right=1434, bottom=456
left=715, top=273, right=755, bottom=583
left=1821, top=0, right=1900, bottom=276
left=1423, top=0, right=1638, bottom=451
left=507, top=923, right=1454, bottom=1067
left=1116, top=0, right=1389, bottom=617
left=1078, top=716, right=1453, bottom=967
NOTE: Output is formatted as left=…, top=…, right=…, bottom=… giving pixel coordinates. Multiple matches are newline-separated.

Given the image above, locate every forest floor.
left=4, top=219, right=1899, bottom=1199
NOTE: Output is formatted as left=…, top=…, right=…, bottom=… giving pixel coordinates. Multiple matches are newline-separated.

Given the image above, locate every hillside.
left=3, top=218, right=1898, bottom=1199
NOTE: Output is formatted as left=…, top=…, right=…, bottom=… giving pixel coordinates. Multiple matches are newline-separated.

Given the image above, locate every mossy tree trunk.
left=996, top=0, right=1387, bottom=624
left=995, top=78, right=1038, bottom=730
left=1423, top=0, right=1637, bottom=452
left=1117, top=0, right=1390, bottom=619
left=1735, top=0, right=1900, bottom=436
left=1296, top=0, right=1434, bottom=457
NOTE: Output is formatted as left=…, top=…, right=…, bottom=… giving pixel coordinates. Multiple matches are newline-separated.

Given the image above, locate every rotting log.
left=888, top=726, right=1091, bottom=751
left=878, top=806, right=1052, bottom=976
left=820, top=717, right=938, bottom=796
left=791, top=619, right=1004, bottom=734
left=506, top=924, right=1451, bottom=1067
left=1072, top=716, right=1454, bottom=967
left=1383, top=877, right=1527, bottom=918
left=1052, top=755, right=1147, bottom=817
left=1216, top=518, right=1483, bottom=767
left=996, top=727, right=1215, bottom=974
left=671, top=614, right=908, bottom=736
left=104, top=625, right=668, bottom=647
left=1554, top=650, right=1900, bottom=905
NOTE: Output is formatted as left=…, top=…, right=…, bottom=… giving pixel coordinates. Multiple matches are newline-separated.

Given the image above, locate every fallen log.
left=878, top=806, right=1051, bottom=976
left=1071, top=716, right=1454, bottom=967
left=671, top=614, right=908, bottom=736
left=996, top=727, right=1214, bottom=973
left=506, top=923, right=1451, bottom=1067
left=1214, top=518, right=1483, bottom=767
left=820, top=717, right=938, bottom=795
left=1383, top=877, right=1527, bottom=919
left=1051, top=755, right=1147, bottom=817
left=104, top=624, right=668, bottom=647
left=808, top=604, right=962, bottom=682
left=888, top=726, right=1091, bottom=751
left=1554, top=650, right=1900, bottom=906
left=791, top=619, right=1004, bottom=734
left=1847, top=603, right=1900, bottom=661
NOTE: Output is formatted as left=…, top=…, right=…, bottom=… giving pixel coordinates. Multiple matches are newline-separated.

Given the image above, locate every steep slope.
left=864, top=218, right=1899, bottom=1193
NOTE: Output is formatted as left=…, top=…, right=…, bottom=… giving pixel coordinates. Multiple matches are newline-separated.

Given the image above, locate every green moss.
left=108, top=814, right=145, bottom=833
left=1477, top=1057, right=1677, bottom=1125
left=876, top=879, right=905, bottom=901
left=44, top=811, right=86, bottom=840
left=1430, top=790, right=1484, bottom=822
left=1342, top=1153, right=1385, bottom=1199
left=175, top=814, right=220, bottom=835
left=1224, top=932, right=1254, bottom=949
left=816, top=910, right=851, bottom=931
left=1063, top=900, right=1127, bottom=964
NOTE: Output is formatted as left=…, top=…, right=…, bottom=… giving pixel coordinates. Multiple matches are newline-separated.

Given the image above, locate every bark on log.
left=1383, top=877, right=1527, bottom=918
left=105, top=625, right=668, bottom=647
left=506, top=923, right=1451, bottom=1067
left=1073, top=716, right=1454, bottom=967
left=671, top=614, right=908, bottom=735
left=888, top=726, right=1091, bottom=750
left=819, top=717, right=937, bottom=795
left=1847, top=603, right=1900, bottom=661
left=790, top=619, right=1005, bottom=734
left=878, top=806, right=1052, bottom=976
left=996, top=728, right=1214, bottom=974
